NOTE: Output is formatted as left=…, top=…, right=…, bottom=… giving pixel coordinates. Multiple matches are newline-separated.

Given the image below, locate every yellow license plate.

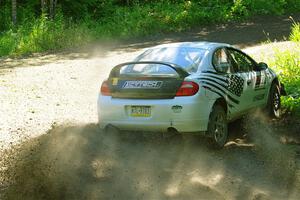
left=130, top=106, right=151, bottom=117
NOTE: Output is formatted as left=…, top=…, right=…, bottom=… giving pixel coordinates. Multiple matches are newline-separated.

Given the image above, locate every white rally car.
left=98, top=42, right=286, bottom=148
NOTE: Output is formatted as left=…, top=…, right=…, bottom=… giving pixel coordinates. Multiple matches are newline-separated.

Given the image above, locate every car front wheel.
left=267, top=84, right=281, bottom=118
left=207, top=105, right=228, bottom=149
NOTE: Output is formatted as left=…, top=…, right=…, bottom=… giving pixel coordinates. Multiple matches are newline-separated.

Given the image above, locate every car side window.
left=212, top=48, right=232, bottom=73
left=227, top=49, right=255, bottom=73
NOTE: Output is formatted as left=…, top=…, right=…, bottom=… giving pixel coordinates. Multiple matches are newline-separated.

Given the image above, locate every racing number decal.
left=255, top=71, right=266, bottom=90
left=253, top=71, right=267, bottom=102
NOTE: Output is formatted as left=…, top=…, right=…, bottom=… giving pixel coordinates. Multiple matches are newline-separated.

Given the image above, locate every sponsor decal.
left=172, top=105, right=182, bottom=113
left=112, top=78, right=119, bottom=85
left=123, top=81, right=163, bottom=89
left=255, top=71, right=266, bottom=90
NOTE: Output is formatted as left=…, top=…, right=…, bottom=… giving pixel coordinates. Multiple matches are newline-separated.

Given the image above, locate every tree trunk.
left=49, top=0, right=54, bottom=19
left=49, top=0, right=57, bottom=19
left=53, top=0, right=57, bottom=18
left=41, top=0, right=46, bottom=14
left=11, top=0, right=17, bottom=26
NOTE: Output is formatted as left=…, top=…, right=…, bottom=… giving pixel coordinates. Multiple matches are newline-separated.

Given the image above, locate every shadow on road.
left=1, top=116, right=300, bottom=200
left=115, top=13, right=300, bottom=52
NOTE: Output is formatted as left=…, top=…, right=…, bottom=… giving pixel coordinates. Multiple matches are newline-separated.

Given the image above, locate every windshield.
left=135, top=47, right=207, bottom=73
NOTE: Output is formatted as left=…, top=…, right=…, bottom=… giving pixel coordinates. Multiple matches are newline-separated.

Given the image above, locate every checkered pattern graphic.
left=227, top=75, right=244, bottom=97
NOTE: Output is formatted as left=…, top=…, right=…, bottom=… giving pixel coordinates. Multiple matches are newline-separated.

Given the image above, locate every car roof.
left=148, top=42, right=232, bottom=51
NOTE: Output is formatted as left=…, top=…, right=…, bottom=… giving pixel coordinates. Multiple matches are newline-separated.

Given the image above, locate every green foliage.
left=270, top=42, right=300, bottom=115
left=0, top=13, right=92, bottom=56
left=248, top=0, right=287, bottom=15
left=285, top=0, right=300, bottom=12
left=16, top=14, right=91, bottom=55
left=1, top=0, right=300, bottom=57
left=86, top=1, right=231, bottom=39
left=0, top=31, right=18, bottom=57
left=230, top=0, right=250, bottom=19
left=290, top=22, right=300, bottom=42
left=0, top=4, right=12, bottom=31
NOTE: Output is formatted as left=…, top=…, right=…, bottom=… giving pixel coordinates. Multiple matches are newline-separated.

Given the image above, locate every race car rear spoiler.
left=109, top=61, right=190, bottom=78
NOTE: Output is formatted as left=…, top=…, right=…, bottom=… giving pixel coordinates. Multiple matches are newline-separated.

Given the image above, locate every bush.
left=248, top=0, right=287, bottom=15
left=85, top=1, right=232, bottom=39
left=0, top=31, right=18, bottom=57
left=0, top=14, right=92, bottom=56
left=270, top=39, right=300, bottom=114
left=16, top=15, right=92, bottom=55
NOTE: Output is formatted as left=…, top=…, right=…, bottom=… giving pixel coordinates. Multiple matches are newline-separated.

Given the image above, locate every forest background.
left=0, top=0, right=300, bottom=56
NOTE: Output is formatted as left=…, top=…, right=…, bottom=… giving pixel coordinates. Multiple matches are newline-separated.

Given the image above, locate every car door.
left=251, top=63, right=269, bottom=107
left=206, top=48, right=250, bottom=119
left=226, top=48, right=257, bottom=113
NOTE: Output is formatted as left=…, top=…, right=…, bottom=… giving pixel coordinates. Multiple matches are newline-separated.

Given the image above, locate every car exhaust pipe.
left=162, top=127, right=178, bottom=138
left=163, top=127, right=182, bottom=140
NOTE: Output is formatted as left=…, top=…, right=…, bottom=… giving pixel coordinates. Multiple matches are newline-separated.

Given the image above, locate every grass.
left=272, top=48, right=300, bottom=115
left=0, top=15, right=92, bottom=57
left=269, top=23, right=300, bottom=115
left=290, top=22, right=300, bottom=42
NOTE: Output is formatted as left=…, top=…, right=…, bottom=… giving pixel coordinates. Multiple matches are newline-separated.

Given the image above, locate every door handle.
left=247, top=80, right=252, bottom=85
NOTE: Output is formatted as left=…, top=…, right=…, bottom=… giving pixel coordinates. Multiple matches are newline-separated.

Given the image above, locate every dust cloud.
left=1, top=114, right=300, bottom=200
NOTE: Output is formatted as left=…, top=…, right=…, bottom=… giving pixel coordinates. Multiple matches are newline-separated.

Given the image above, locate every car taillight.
left=176, top=81, right=199, bottom=96
left=100, top=81, right=111, bottom=96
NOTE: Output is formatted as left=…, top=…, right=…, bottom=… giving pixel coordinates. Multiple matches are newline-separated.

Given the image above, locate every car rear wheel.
left=207, top=105, right=228, bottom=149
left=267, top=84, right=281, bottom=118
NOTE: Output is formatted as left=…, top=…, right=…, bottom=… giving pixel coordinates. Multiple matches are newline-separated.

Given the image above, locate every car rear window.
left=119, top=63, right=179, bottom=77
left=134, top=47, right=207, bottom=73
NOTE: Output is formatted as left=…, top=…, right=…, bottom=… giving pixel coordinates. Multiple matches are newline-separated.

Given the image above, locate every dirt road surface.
left=1, top=14, right=300, bottom=200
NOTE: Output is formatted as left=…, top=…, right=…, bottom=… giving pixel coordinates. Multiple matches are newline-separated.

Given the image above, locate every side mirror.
left=257, top=62, right=268, bottom=71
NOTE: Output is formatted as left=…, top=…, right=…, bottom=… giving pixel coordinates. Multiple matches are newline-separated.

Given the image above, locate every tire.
left=207, top=105, right=228, bottom=149
left=266, top=84, right=281, bottom=118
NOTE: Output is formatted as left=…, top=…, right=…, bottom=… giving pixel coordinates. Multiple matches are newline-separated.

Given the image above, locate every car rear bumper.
left=97, top=95, right=213, bottom=133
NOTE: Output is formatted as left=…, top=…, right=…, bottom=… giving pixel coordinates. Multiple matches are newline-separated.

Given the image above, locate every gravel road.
left=1, top=14, right=300, bottom=200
